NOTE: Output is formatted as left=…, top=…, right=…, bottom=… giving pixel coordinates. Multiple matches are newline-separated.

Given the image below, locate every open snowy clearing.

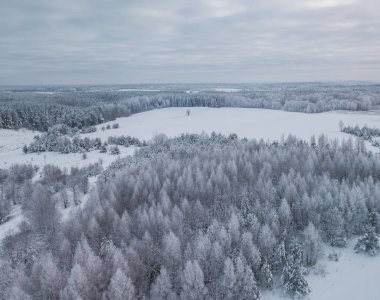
left=263, top=240, right=380, bottom=300
left=2, top=107, right=380, bottom=170
left=84, top=107, right=380, bottom=147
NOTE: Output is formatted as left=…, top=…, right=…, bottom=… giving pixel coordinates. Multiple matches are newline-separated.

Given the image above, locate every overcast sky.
left=0, top=0, right=379, bottom=85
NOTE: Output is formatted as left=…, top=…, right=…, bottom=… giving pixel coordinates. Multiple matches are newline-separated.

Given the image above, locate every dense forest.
left=1, top=83, right=379, bottom=131
left=1, top=133, right=380, bottom=299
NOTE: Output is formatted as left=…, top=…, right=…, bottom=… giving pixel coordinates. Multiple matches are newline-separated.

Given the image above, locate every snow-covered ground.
left=263, top=240, right=380, bottom=300
left=84, top=107, right=380, bottom=147
left=2, top=107, right=380, bottom=171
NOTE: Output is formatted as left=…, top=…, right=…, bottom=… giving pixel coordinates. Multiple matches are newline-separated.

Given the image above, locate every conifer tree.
left=259, top=259, right=273, bottom=288
left=282, top=244, right=310, bottom=298
left=151, top=267, right=176, bottom=300
left=355, top=224, right=380, bottom=256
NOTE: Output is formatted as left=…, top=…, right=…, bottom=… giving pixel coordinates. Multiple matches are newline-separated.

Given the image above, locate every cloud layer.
left=0, top=0, right=379, bottom=84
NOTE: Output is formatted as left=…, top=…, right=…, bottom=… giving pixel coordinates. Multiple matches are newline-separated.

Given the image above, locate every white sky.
left=0, top=0, right=379, bottom=85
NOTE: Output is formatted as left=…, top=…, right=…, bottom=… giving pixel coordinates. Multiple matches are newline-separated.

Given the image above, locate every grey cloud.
left=0, top=0, right=379, bottom=85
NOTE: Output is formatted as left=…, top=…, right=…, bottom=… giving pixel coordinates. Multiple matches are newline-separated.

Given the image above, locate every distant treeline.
left=1, top=83, right=380, bottom=131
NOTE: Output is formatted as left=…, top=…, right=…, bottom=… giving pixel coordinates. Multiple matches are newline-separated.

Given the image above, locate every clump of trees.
left=342, top=125, right=380, bottom=149
left=107, top=135, right=145, bottom=147
left=23, top=124, right=105, bottom=154
left=80, top=126, right=97, bottom=134
left=1, top=134, right=380, bottom=299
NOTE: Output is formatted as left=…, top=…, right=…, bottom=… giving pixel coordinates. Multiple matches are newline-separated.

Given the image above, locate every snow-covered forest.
left=1, top=130, right=380, bottom=299
left=1, top=83, right=379, bottom=131
left=1, top=84, right=380, bottom=299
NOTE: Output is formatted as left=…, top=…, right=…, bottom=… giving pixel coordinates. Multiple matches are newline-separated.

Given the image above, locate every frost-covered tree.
left=302, top=222, right=322, bottom=266
left=282, top=244, right=310, bottom=298
left=234, top=256, right=260, bottom=300
left=60, top=264, right=89, bottom=300
left=150, top=267, right=176, bottom=300
left=259, top=259, right=273, bottom=288
left=105, top=269, right=135, bottom=300
left=181, top=260, right=208, bottom=300
left=354, top=224, right=380, bottom=256
left=218, top=257, right=236, bottom=299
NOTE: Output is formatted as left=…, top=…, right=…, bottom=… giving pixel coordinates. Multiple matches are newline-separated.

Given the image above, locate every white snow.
left=262, top=240, right=380, bottom=300
left=83, top=107, right=380, bottom=150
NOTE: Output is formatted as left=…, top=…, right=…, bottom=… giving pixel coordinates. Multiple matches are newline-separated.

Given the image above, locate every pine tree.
left=259, top=259, right=273, bottom=288
left=281, top=244, right=310, bottom=298
left=8, top=286, right=32, bottom=300
left=354, top=224, right=380, bottom=256
left=105, top=269, right=135, bottom=300
left=181, top=260, right=208, bottom=300
left=219, top=257, right=236, bottom=299
left=234, top=256, right=260, bottom=300
left=150, top=267, right=176, bottom=300
left=302, top=222, right=321, bottom=266
left=60, top=263, right=89, bottom=300
left=272, top=240, right=286, bottom=273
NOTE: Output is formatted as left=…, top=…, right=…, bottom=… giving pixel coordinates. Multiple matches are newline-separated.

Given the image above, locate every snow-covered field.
left=84, top=107, right=380, bottom=146
left=263, top=240, right=380, bottom=300
left=2, top=107, right=380, bottom=170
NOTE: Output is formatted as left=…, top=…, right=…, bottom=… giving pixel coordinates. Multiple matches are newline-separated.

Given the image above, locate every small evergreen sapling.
left=354, top=224, right=379, bottom=256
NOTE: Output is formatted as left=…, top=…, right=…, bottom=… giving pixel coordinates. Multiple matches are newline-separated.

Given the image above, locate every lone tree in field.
left=186, top=109, right=191, bottom=116
left=355, top=224, right=379, bottom=256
